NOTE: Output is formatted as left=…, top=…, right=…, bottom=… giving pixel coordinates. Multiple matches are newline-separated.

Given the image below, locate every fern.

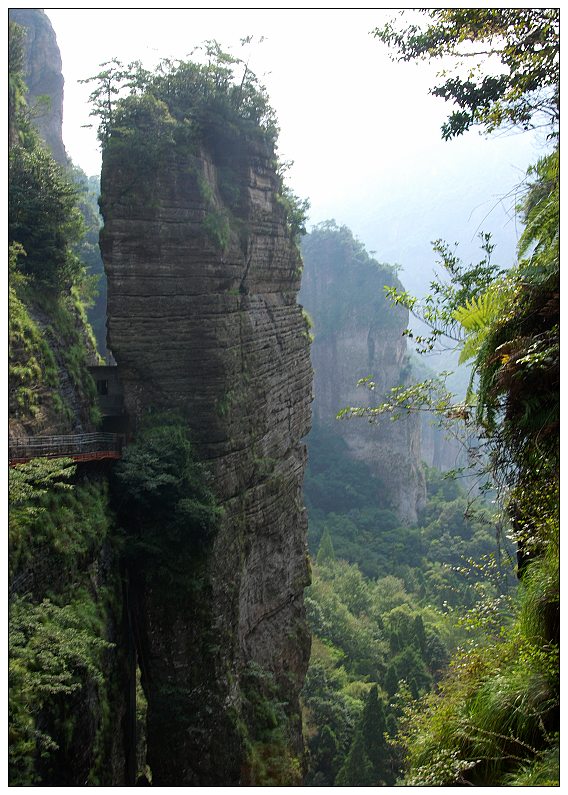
left=453, top=289, right=505, bottom=354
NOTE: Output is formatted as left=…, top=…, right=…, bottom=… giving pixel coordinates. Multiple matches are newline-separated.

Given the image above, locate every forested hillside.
left=364, top=10, right=559, bottom=785
left=299, top=8, right=559, bottom=787
left=8, top=18, right=128, bottom=784
left=301, top=452, right=516, bottom=784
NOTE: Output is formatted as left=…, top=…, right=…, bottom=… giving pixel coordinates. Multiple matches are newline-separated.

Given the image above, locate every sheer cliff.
left=99, top=68, right=313, bottom=784
left=299, top=222, right=426, bottom=524
left=8, top=9, right=67, bottom=164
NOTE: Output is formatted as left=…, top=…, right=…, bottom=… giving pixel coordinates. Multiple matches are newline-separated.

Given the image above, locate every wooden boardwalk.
left=9, top=432, right=124, bottom=466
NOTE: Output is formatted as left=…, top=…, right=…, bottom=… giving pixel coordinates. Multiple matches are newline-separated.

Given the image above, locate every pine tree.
left=315, top=724, right=340, bottom=784
left=316, top=526, right=336, bottom=566
left=412, top=614, right=426, bottom=654
left=384, top=664, right=399, bottom=698
left=361, top=685, right=389, bottom=783
left=334, top=729, right=374, bottom=786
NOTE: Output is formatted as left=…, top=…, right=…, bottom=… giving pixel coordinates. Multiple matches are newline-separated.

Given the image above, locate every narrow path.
left=9, top=432, right=123, bottom=465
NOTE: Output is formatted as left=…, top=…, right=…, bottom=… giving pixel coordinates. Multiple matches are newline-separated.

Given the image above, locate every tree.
left=316, top=526, right=336, bottom=566
left=81, top=44, right=279, bottom=148
left=8, top=25, right=86, bottom=294
left=334, top=729, right=374, bottom=786
left=361, top=685, right=391, bottom=784
left=374, top=9, right=559, bottom=139
left=113, top=413, right=221, bottom=575
left=412, top=614, right=427, bottom=654
left=384, top=664, right=399, bottom=699
left=78, top=58, right=144, bottom=143
left=312, top=724, right=340, bottom=785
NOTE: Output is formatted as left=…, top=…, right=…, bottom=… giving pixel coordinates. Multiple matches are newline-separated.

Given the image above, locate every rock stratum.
left=9, top=8, right=67, bottom=164
left=100, top=123, right=313, bottom=783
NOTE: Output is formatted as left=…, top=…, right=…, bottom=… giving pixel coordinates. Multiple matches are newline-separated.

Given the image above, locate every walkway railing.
left=9, top=433, right=124, bottom=465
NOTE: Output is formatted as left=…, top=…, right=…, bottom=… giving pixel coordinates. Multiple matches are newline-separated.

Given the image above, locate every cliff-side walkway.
left=9, top=432, right=123, bottom=465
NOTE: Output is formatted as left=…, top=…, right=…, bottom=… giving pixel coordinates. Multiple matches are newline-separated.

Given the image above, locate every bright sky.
left=49, top=9, right=446, bottom=177
left=44, top=7, right=546, bottom=285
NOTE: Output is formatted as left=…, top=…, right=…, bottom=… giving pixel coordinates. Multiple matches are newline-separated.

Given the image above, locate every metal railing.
left=9, top=433, right=123, bottom=464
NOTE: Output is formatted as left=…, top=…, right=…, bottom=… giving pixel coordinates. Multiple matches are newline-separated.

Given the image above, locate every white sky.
left=48, top=8, right=446, bottom=177
left=40, top=6, right=547, bottom=287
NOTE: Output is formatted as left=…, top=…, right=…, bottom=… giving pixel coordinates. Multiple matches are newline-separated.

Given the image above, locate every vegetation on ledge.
left=83, top=41, right=309, bottom=247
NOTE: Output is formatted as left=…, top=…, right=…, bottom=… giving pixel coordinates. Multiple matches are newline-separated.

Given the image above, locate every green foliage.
left=9, top=457, right=75, bottom=577
left=305, top=424, right=506, bottom=601
left=78, top=58, right=136, bottom=142
left=383, top=232, right=504, bottom=356
left=331, top=13, right=561, bottom=787
left=7, top=26, right=120, bottom=786
left=301, top=637, right=365, bottom=785
left=504, top=743, right=559, bottom=786
left=335, top=729, right=374, bottom=786
left=360, top=685, right=392, bottom=783
left=452, top=288, right=511, bottom=367
left=9, top=21, right=27, bottom=142
left=303, top=421, right=518, bottom=785
left=82, top=42, right=279, bottom=148
left=302, top=554, right=459, bottom=784
left=276, top=184, right=310, bottom=243
left=517, top=151, right=559, bottom=280
left=397, top=546, right=559, bottom=785
left=240, top=663, right=302, bottom=785
left=103, top=92, right=177, bottom=176
left=9, top=277, right=101, bottom=429
left=9, top=276, right=60, bottom=421
left=301, top=221, right=402, bottom=339
left=315, top=526, right=335, bottom=566
left=9, top=138, right=85, bottom=291
left=9, top=596, right=113, bottom=785
left=203, top=207, right=231, bottom=252
left=8, top=41, right=103, bottom=424
left=472, top=150, right=559, bottom=459
left=8, top=458, right=121, bottom=786
left=362, top=35, right=559, bottom=779
left=87, top=43, right=308, bottom=251
left=113, top=412, right=221, bottom=585
left=71, top=169, right=107, bottom=354
left=374, top=9, right=559, bottom=139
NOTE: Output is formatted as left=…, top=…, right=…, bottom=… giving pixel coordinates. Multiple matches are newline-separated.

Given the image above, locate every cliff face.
left=9, top=9, right=67, bottom=164
left=100, top=126, right=313, bottom=783
left=299, top=224, right=426, bottom=524
left=8, top=16, right=128, bottom=786
left=8, top=11, right=97, bottom=441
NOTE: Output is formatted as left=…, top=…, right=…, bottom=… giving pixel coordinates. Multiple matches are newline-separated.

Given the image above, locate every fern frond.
left=452, top=291, right=503, bottom=332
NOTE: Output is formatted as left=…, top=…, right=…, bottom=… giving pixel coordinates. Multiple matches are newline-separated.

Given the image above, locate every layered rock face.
left=100, top=130, right=312, bottom=783
left=9, top=9, right=67, bottom=164
left=300, top=225, right=425, bottom=524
